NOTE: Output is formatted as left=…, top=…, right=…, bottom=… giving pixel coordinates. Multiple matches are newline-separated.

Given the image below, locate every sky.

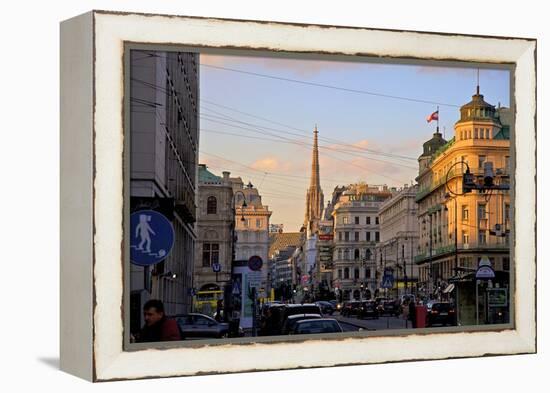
left=198, top=53, right=510, bottom=232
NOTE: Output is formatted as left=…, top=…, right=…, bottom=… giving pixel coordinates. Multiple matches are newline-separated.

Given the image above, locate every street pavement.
left=332, top=312, right=412, bottom=331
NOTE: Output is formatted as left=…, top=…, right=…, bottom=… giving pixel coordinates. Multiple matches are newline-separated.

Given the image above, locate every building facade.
left=331, top=183, right=393, bottom=301
left=129, top=50, right=199, bottom=331
left=415, top=88, right=511, bottom=324
left=378, top=184, right=420, bottom=297
left=231, top=178, right=273, bottom=297
left=194, top=165, right=235, bottom=296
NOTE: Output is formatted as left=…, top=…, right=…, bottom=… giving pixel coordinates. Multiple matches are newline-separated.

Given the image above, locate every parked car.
left=289, top=318, right=344, bottom=335
left=315, top=301, right=335, bottom=315
left=281, top=304, right=322, bottom=321
left=380, top=299, right=399, bottom=316
left=172, top=313, right=236, bottom=339
left=281, top=313, right=322, bottom=334
left=358, top=300, right=379, bottom=319
left=340, top=301, right=361, bottom=317
left=259, top=303, right=287, bottom=336
left=425, top=301, right=456, bottom=327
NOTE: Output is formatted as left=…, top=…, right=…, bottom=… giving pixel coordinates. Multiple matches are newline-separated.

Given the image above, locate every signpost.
left=130, top=210, right=175, bottom=266
left=474, top=256, right=495, bottom=325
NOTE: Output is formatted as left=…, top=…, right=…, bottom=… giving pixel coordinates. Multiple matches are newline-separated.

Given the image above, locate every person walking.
left=409, top=298, right=417, bottom=328
left=135, top=299, right=181, bottom=343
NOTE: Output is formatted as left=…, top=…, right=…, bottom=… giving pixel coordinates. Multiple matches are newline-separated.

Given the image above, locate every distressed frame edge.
left=89, top=11, right=536, bottom=381
left=59, top=10, right=96, bottom=382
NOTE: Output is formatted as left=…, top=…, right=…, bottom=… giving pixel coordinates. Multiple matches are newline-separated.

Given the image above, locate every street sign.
left=476, top=265, right=495, bottom=279
left=130, top=210, right=175, bottom=266
left=212, top=262, right=221, bottom=273
left=380, top=273, right=394, bottom=288
left=248, top=255, right=263, bottom=271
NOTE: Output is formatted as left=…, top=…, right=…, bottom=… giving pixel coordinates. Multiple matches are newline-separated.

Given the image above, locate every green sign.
left=487, top=288, right=508, bottom=307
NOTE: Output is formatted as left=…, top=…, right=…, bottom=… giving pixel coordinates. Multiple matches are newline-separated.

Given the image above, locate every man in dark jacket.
left=136, top=299, right=181, bottom=342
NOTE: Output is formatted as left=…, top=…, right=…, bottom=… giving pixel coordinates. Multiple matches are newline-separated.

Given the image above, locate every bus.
left=193, top=289, right=223, bottom=316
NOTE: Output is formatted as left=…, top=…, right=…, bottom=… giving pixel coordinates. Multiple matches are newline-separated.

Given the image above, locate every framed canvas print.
left=60, top=10, right=536, bottom=382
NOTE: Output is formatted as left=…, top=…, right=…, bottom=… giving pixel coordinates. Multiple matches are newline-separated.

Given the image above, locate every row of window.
left=337, top=267, right=372, bottom=279
left=340, top=216, right=379, bottom=225
left=337, top=248, right=373, bottom=261
left=338, top=231, right=380, bottom=242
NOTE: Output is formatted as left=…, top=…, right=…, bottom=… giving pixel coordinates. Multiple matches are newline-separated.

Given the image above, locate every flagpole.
left=437, top=105, right=440, bottom=133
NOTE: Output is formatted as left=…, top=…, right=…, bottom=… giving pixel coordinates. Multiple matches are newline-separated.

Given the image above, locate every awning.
left=443, top=283, right=455, bottom=294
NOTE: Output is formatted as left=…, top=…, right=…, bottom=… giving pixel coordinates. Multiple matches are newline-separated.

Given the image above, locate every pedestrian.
left=215, top=299, right=223, bottom=322
left=135, top=299, right=181, bottom=343
left=409, top=298, right=417, bottom=328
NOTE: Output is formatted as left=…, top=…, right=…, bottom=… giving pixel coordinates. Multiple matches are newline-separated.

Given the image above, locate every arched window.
left=207, top=196, right=217, bottom=214
left=354, top=268, right=360, bottom=279
left=344, top=267, right=350, bottom=279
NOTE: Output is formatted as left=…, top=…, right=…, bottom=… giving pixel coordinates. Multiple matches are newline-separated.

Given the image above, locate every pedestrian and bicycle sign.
left=130, top=210, right=175, bottom=266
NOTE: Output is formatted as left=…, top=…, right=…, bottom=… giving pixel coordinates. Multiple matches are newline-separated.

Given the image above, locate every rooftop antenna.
left=476, top=68, right=480, bottom=95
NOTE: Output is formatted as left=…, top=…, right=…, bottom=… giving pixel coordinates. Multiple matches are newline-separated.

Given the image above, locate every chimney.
left=222, top=171, right=230, bottom=180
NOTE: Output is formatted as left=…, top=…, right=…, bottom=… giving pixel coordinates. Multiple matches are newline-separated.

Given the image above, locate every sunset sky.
left=198, top=54, right=510, bottom=232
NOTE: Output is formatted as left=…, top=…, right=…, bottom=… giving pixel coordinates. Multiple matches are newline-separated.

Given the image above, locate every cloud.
left=250, top=157, right=291, bottom=172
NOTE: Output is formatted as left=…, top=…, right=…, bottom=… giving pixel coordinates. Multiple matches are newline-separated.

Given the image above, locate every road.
left=331, top=313, right=412, bottom=331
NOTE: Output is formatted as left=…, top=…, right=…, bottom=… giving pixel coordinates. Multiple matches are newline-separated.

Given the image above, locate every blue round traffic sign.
left=130, top=210, right=175, bottom=266
left=248, top=255, right=263, bottom=271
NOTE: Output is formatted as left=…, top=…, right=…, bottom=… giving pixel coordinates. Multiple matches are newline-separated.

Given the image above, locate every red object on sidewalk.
left=415, top=305, right=428, bottom=328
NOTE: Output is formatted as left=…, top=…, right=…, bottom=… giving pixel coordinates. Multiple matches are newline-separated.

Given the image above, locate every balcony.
left=414, top=242, right=510, bottom=264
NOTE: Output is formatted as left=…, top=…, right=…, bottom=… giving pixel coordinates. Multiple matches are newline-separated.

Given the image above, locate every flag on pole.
left=426, top=110, right=439, bottom=123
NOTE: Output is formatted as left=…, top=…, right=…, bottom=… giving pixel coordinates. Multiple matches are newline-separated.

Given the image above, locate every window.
left=462, top=231, right=470, bottom=244
left=338, top=249, right=342, bottom=260
left=478, top=203, right=487, bottom=220
left=338, top=269, right=342, bottom=279
left=375, top=216, right=379, bottom=225
left=505, top=156, right=510, bottom=173
left=366, top=232, right=371, bottom=241
left=338, top=232, right=342, bottom=241
left=479, top=230, right=487, bottom=245
left=256, top=219, right=262, bottom=228
left=354, top=268, right=360, bottom=279
left=354, top=249, right=360, bottom=260
left=343, top=249, right=349, bottom=260
left=375, top=232, right=380, bottom=242
left=365, top=268, right=371, bottom=279
left=355, top=216, right=360, bottom=224
left=202, top=243, right=219, bottom=267
left=345, top=232, right=350, bottom=242
left=344, top=268, right=350, bottom=279
left=354, top=232, right=359, bottom=241
left=206, top=196, right=217, bottom=214
left=462, top=205, right=469, bottom=221
left=366, top=216, right=371, bottom=225
left=343, top=216, right=349, bottom=224
left=503, top=257, right=510, bottom=271
left=478, top=155, right=486, bottom=169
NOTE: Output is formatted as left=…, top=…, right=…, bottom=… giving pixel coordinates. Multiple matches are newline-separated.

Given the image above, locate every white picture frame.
left=60, top=10, right=536, bottom=382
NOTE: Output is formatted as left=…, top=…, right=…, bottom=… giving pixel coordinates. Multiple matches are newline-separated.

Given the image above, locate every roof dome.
left=420, top=131, right=447, bottom=157
left=458, top=87, right=497, bottom=123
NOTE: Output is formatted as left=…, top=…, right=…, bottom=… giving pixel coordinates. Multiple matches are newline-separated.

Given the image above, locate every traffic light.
left=462, top=169, right=476, bottom=193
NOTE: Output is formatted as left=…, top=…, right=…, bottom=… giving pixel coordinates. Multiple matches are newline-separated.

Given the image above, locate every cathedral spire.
left=304, top=125, right=324, bottom=233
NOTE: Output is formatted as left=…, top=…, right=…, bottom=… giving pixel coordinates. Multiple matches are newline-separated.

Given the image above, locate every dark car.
left=259, top=303, right=287, bottom=336
left=281, top=313, right=322, bottom=334
left=340, top=301, right=361, bottom=317
left=289, top=318, right=344, bottom=335
left=426, top=301, right=456, bottom=327
left=358, top=300, right=379, bottom=319
left=380, top=299, right=399, bottom=316
left=282, top=304, right=322, bottom=321
left=172, top=313, right=234, bottom=339
left=315, top=301, right=335, bottom=315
